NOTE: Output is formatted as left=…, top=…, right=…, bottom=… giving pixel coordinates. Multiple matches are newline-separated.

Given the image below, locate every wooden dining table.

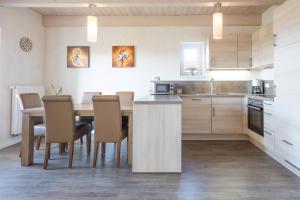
left=21, top=104, right=133, bottom=166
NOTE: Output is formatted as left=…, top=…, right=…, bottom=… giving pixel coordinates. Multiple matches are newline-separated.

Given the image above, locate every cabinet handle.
left=282, top=139, right=293, bottom=146
left=264, top=130, right=273, bottom=136
left=249, top=58, right=253, bottom=67
left=273, top=34, right=277, bottom=47
left=192, top=98, right=202, bottom=101
left=212, top=107, right=215, bottom=117
left=264, top=112, right=272, bottom=116
left=285, top=160, right=300, bottom=171
left=211, top=58, right=216, bottom=67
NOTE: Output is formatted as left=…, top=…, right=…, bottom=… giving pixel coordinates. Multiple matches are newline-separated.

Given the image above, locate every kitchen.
left=0, top=0, right=300, bottom=199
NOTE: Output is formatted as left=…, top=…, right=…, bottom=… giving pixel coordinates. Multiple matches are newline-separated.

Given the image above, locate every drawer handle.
left=285, top=160, right=300, bottom=171
left=264, top=103, right=273, bottom=106
left=282, top=139, right=293, bottom=146
left=264, top=112, right=272, bottom=116
left=212, top=107, right=215, bottom=117
left=264, top=131, right=273, bottom=136
left=192, top=98, right=202, bottom=101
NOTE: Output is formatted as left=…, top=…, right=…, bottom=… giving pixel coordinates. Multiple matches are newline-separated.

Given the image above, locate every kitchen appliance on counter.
left=153, top=82, right=174, bottom=95
left=252, top=79, right=264, bottom=94
left=248, top=97, right=264, bottom=136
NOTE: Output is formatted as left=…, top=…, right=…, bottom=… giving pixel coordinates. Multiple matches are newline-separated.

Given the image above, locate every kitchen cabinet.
left=182, top=97, right=211, bottom=134
left=237, top=34, right=252, bottom=68
left=212, top=97, right=243, bottom=134
left=273, top=0, right=300, bottom=48
left=263, top=101, right=275, bottom=152
left=209, top=34, right=238, bottom=69
left=209, top=33, right=252, bottom=69
left=252, top=24, right=274, bottom=68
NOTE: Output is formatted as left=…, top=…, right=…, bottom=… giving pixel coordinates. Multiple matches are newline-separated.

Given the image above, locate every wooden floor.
left=0, top=139, right=300, bottom=200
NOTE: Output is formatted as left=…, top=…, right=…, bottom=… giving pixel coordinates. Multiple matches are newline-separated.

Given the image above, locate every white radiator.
left=10, top=85, right=45, bottom=136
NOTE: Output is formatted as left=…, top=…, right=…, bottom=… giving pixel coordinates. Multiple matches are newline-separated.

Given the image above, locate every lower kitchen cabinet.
left=212, top=97, right=243, bottom=134
left=182, top=97, right=211, bottom=134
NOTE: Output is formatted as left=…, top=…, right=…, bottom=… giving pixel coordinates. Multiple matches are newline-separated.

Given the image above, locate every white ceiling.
left=0, top=0, right=286, bottom=16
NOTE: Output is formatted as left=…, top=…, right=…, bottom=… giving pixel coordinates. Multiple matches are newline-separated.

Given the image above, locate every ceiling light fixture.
left=213, top=3, right=223, bottom=40
left=87, top=4, right=97, bottom=42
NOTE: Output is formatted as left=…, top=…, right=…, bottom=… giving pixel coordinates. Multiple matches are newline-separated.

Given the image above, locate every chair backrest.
left=42, top=95, right=75, bottom=143
left=19, top=93, right=42, bottom=109
left=92, top=95, right=122, bottom=142
left=116, top=91, right=134, bottom=107
left=19, top=93, right=43, bottom=124
left=81, top=92, right=102, bottom=104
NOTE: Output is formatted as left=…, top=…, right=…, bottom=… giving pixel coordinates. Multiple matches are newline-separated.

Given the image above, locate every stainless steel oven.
left=248, top=97, right=264, bottom=136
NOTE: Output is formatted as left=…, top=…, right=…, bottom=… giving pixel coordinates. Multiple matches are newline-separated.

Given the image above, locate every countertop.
left=180, top=93, right=247, bottom=97
left=134, top=95, right=182, bottom=104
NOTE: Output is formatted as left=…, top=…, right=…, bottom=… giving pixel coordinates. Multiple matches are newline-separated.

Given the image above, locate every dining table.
left=20, top=104, right=133, bottom=166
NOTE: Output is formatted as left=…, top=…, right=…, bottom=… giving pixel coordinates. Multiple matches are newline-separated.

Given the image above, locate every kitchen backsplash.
left=158, top=80, right=275, bottom=95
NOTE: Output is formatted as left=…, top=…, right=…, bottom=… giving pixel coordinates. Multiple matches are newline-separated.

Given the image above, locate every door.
left=212, top=97, right=242, bottom=134
left=182, top=97, right=211, bottom=134
left=209, top=33, right=238, bottom=69
left=238, top=33, right=252, bottom=68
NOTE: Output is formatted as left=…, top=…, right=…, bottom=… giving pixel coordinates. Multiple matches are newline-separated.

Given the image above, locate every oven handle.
left=247, top=105, right=263, bottom=111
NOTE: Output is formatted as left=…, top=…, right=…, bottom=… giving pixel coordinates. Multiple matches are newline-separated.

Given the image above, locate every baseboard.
left=0, top=136, right=21, bottom=150
left=182, top=133, right=249, bottom=140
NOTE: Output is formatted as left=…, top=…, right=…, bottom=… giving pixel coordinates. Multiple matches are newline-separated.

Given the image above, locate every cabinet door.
left=182, top=97, right=211, bottom=134
left=212, top=97, right=242, bottom=134
left=238, top=33, right=252, bottom=68
left=252, top=30, right=260, bottom=68
left=209, top=34, right=238, bottom=69
left=274, top=0, right=300, bottom=48
left=258, top=24, right=274, bottom=67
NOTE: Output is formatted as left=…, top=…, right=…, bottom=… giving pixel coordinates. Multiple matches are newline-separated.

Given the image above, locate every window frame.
left=180, top=42, right=205, bottom=77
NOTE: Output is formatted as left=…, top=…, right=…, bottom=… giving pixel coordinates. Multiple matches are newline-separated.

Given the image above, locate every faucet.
left=210, top=78, right=215, bottom=94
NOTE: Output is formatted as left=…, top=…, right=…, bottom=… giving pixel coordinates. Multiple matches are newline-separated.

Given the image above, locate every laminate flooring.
left=0, top=139, right=300, bottom=200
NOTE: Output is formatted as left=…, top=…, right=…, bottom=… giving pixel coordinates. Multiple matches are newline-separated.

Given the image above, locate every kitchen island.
left=133, top=95, right=182, bottom=173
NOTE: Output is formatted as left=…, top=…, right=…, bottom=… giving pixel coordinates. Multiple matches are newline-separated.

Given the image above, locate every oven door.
left=248, top=105, right=264, bottom=136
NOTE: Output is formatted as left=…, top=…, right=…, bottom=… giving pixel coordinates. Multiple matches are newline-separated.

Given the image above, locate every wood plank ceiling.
left=0, top=0, right=286, bottom=16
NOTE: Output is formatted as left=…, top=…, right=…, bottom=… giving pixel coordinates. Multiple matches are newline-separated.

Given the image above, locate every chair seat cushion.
left=34, top=124, right=46, bottom=136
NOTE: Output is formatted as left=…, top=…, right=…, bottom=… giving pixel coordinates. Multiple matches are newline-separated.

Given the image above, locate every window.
left=180, top=42, right=204, bottom=77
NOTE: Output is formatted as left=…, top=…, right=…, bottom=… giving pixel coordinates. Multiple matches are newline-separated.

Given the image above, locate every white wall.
left=0, top=8, right=45, bottom=148
left=45, top=26, right=259, bottom=102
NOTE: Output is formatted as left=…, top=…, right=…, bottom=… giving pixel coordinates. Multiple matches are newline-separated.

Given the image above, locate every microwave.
left=154, top=83, right=174, bottom=95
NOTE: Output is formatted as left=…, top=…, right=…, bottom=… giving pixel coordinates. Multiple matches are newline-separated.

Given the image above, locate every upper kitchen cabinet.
left=209, top=33, right=238, bottom=69
left=251, top=24, right=274, bottom=69
left=209, top=33, right=252, bottom=69
left=237, top=34, right=252, bottom=68
left=274, top=0, right=300, bottom=48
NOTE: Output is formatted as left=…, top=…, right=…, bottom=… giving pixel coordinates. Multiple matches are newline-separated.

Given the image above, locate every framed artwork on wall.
left=112, top=46, right=135, bottom=68
left=67, top=46, right=90, bottom=68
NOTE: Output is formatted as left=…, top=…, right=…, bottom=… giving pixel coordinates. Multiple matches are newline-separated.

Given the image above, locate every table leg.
left=21, top=113, right=34, bottom=166
left=128, top=112, right=133, bottom=165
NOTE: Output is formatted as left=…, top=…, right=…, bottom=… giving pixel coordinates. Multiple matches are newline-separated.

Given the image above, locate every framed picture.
left=112, top=46, right=135, bottom=68
left=67, top=46, right=90, bottom=68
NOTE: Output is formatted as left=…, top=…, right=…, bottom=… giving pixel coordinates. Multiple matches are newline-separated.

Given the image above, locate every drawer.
left=212, top=97, right=242, bottom=105
left=264, top=113, right=274, bottom=131
left=182, top=97, right=211, bottom=105
left=275, top=135, right=300, bottom=161
left=263, top=130, right=274, bottom=151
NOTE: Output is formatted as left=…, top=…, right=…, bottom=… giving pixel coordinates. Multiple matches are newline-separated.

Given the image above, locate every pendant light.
left=213, top=3, right=223, bottom=40
left=87, top=4, right=97, bottom=42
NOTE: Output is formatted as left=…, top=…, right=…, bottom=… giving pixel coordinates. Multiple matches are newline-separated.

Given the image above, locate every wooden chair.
left=42, top=95, right=91, bottom=169
left=78, top=92, right=102, bottom=143
left=116, top=91, right=134, bottom=127
left=92, top=95, right=128, bottom=168
left=19, top=93, right=45, bottom=150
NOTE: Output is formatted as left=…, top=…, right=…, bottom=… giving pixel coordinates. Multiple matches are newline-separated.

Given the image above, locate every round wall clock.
left=20, top=37, right=33, bottom=52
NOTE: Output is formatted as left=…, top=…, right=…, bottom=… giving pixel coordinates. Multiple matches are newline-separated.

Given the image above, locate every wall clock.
left=20, top=37, right=33, bottom=52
